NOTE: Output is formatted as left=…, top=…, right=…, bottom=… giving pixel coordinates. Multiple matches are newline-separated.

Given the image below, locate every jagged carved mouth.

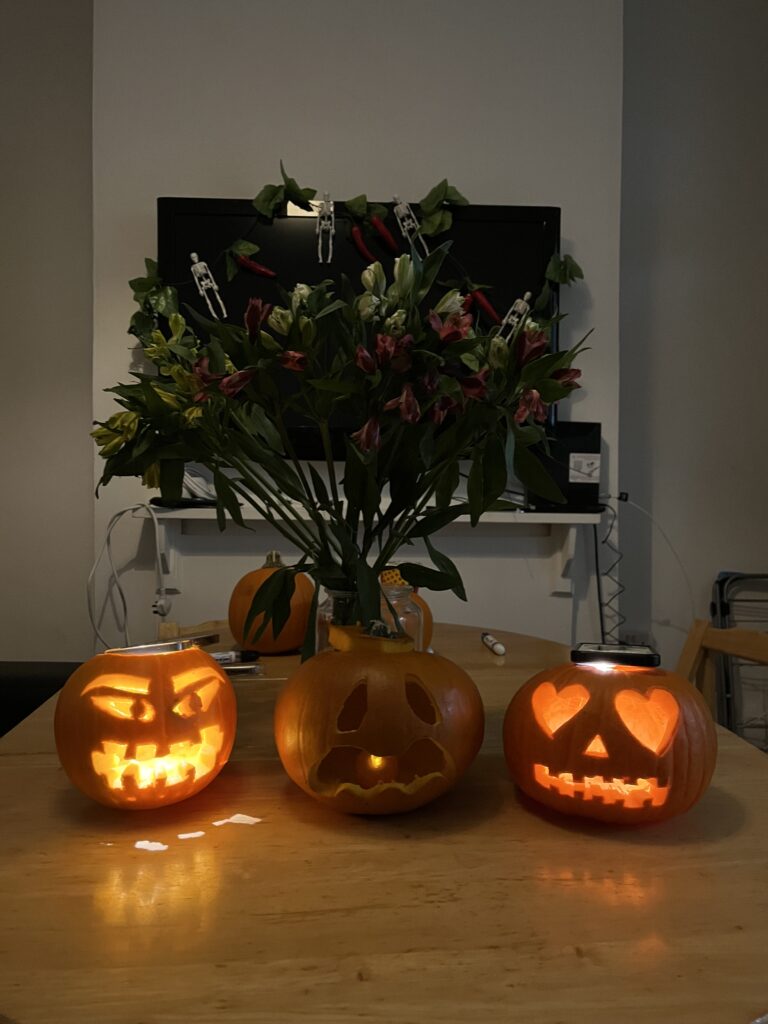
left=534, top=764, right=670, bottom=808
left=312, top=738, right=450, bottom=797
left=91, top=725, right=224, bottom=795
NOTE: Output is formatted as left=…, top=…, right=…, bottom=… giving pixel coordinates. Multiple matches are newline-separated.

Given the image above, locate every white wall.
left=92, top=0, right=623, bottom=651
left=0, top=0, right=93, bottom=661
left=620, top=0, right=768, bottom=666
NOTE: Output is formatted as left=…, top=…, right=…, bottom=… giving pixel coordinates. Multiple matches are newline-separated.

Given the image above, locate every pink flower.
left=279, top=351, right=308, bottom=372
left=192, top=356, right=225, bottom=385
left=460, top=368, right=490, bottom=401
left=351, top=416, right=381, bottom=452
left=219, top=369, right=256, bottom=397
left=375, top=333, right=396, bottom=364
left=515, top=329, right=548, bottom=367
left=244, top=297, right=272, bottom=338
left=375, top=332, right=413, bottom=373
left=552, top=367, right=582, bottom=389
left=514, top=388, right=548, bottom=424
left=355, top=345, right=377, bottom=374
left=384, top=383, right=421, bottom=424
left=429, top=310, right=473, bottom=344
left=430, top=395, right=458, bottom=426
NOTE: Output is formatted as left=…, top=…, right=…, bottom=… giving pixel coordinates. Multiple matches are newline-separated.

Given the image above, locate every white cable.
left=614, top=495, right=697, bottom=627
left=87, top=502, right=171, bottom=652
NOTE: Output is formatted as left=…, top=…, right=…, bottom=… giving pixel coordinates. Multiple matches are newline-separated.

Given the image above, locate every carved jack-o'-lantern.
left=503, top=655, right=717, bottom=824
left=274, top=626, right=484, bottom=814
left=54, top=643, right=237, bottom=809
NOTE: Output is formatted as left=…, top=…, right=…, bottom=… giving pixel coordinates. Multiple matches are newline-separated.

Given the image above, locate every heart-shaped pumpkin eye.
left=615, top=688, right=680, bottom=754
left=532, top=682, right=590, bottom=737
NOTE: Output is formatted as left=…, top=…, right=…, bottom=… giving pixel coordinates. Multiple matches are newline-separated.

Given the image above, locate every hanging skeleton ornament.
left=190, top=252, right=227, bottom=320
left=393, top=195, right=429, bottom=256
left=316, top=192, right=335, bottom=264
left=498, top=291, right=532, bottom=343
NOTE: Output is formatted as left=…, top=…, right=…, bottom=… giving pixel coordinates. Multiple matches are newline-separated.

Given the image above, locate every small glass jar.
left=381, top=584, right=424, bottom=651
left=315, top=589, right=358, bottom=653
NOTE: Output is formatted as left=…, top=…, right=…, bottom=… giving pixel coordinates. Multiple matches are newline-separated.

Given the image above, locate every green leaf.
left=445, top=184, right=469, bottom=205
left=225, top=252, right=237, bottom=282
left=315, top=298, right=348, bottom=319
left=242, top=567, right=296, bottom=646
left=483, top=432, right=508, bottom=508
left=355, top=557, right=381, bottom=628
left=212, top=469, right=245, bottom=528
left=398, top=562, right=454, bottom=592
left=308, top=464, right=330, bottom=507
left=419, top=179, right=448, bottom=214
left=434, top=459, right=460, bottom=508
left=420, top=210, right=452, bottom=237
left=424, top=535, right=467, bottom=601
left=514, top=444, right=565, bottom=504
left=545, top=253, right=584, bottom=285
left=148, top=286, right=179, bottom=317
left=344, top=194, right=368, bottom=218
left=409, top=502, right=469, bottom=537
left=467, top=450, right=484, bottom=526
left=280, top=161, right=316, bottom=210
left=253, top=182, right=285, bottom=219
left=229, top=239, right=260, bottom=257
left=300, top=584, right=320, bottom=662
left=158, top=459, right=185, bottom=502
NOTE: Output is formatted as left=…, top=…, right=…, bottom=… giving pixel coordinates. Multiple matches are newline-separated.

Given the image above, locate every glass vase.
left=380, top=584, right=424, bottom=651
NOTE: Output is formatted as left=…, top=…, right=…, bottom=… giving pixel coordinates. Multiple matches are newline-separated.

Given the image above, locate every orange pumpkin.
left=54, top=643, right=237, bottom=809
left=503, top=659, right=717, bottom=824
left=274, top=625, right=484, bottom=814
left=379, top=566, right=433, bottom=647
left=228, top=551, right=315, bottom=653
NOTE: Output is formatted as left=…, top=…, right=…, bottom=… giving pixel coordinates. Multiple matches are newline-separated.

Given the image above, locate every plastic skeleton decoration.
left=393, top=195, right=430, bottom=257
left=316, top=193, right=335, bottom=264
left=498, top=291, right=532, bottom=343
left=190, top=252, right=227, bottom=320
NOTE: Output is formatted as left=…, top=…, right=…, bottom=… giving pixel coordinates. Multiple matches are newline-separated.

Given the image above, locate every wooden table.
left=1, top=625, right=766, bottom=1023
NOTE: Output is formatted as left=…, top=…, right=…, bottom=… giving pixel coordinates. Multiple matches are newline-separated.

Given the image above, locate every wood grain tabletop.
left=0, top=624, right=766, bottom=1024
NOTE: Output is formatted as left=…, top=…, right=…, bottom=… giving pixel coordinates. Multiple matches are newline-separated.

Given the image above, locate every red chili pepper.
left=236, top=254, right=277, bottom=278
left=471, top=290, right=501, bottom=325
left=351, top=224, right=377, bottom=263
left=370, top=215, right=399, bottom=254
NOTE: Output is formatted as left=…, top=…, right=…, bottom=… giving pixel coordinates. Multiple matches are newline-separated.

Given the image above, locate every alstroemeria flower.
left=514, top=388, right=548, bottom=424
left=376, top=332, right=413, bottom=372
left=279, top=351, right=308, bottom=372
left=192, top=356, right=225, bottom=385
left=430, top=395, right=458, bottom=426
left=351, top=416, right=381, bottom=453
left=552, top=367, right=582, bottom=389
left=460, top=368, right=490, bottom=401
left=219, top=369, right=256, bottom=397
left=515, top=327, right=548, bottom=367
left=244, top=297, right=272, bottom=338
left=383, top=383, right=421, bottom=424
left=429, top=309, right=473, bottom=344
left=355, top=345, right=377, bottom=374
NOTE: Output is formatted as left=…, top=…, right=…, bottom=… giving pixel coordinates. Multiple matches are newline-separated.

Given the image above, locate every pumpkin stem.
left=263, top=550, right=283, bottom=569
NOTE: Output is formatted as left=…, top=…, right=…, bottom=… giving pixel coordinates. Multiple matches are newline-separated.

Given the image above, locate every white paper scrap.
left=177, top=831, right=205, bottom=840
left=134, top=840, right=169, bottom=852
left=212, top=813, right=262, bottom=827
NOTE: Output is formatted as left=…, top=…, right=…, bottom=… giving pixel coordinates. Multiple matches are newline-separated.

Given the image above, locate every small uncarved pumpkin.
left=274, top=625, right=484, bottom=814
left=228, top=551, right=315, bottom=653
left=54, top=644, right=237, bottom=809
left=503, top=660, right=717, bottom=824
left=379, top=566, right=433, bottom=647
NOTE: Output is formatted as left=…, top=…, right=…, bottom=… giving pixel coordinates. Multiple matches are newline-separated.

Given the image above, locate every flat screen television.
left=157, top=198, right=560, bottom=459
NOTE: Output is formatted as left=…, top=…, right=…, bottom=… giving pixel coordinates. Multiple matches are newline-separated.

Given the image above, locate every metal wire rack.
left=711, top=573, right=768, bottom=750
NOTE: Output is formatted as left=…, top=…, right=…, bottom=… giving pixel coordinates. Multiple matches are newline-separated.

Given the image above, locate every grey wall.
left=0, top=0, right=94, bottom=660
left=92, top=0, right=623, bottom=648
left=620, top=0, right=768, bottom=663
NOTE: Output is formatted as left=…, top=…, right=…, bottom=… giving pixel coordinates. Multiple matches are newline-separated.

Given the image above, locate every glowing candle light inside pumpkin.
left=357, top=752, right=399, bottom=786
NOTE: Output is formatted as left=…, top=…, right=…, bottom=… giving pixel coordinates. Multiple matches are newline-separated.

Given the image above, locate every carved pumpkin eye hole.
left=90, top=695, right=156, bottom=723
left=405, top=677, right=440, bottom=725
left=615, top=688, right=680, bottom=754
left=532, top=682, right=591, bottom=737
left=337, top=683, right=368, bottom=731
left=172, top=680, right=220, bottom=719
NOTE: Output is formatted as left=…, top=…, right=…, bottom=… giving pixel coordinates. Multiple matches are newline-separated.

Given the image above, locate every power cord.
left=87, top=502, right=171, bottom=651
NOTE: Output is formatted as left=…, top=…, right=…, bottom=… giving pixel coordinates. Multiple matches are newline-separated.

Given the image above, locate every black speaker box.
left=524, top=421, right=602, bottom=512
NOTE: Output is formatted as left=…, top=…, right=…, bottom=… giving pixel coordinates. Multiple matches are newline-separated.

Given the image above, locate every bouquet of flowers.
left=94, top=171, right=587, bottom=652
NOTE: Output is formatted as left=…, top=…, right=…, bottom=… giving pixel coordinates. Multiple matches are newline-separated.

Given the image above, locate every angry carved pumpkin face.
left=274, top=630, right=485, bottom=815
left=503, top=662, right=717, bottom=824
left=54, top=645, right=237, bottom=809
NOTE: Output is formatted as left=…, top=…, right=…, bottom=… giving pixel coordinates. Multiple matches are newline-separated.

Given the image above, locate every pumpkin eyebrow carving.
left=82, top=674, right=151, bottom=696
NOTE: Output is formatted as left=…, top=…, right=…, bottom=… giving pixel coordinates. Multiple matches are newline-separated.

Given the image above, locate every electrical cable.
left=87, top=503, right=171, bottom=652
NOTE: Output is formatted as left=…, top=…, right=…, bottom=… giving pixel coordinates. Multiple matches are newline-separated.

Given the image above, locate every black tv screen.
left=156, top=198, right=560, bottom=458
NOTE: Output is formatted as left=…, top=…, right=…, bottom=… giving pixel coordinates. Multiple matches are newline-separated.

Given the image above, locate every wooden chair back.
left=675, top=619, right=768, bottom=718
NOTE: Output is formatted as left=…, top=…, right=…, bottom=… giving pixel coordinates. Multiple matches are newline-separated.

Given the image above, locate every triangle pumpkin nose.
left=584, top=734, right=609, bottom=757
